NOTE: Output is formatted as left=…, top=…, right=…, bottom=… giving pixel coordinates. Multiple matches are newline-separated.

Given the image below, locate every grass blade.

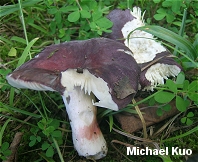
left=17, top=37, right=39, bottom=67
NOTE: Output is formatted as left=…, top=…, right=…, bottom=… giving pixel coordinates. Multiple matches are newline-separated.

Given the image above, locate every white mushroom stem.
left=62, top=86, right=107, bottom=160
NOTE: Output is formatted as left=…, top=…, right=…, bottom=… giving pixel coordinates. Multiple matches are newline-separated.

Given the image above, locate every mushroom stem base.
left=62, top=86, right=107, bottom=160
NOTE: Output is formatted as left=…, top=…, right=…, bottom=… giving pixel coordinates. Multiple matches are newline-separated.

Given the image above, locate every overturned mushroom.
left=6, top=38, right=140, bottom=159
left=104, top=7, right=182, bottom=90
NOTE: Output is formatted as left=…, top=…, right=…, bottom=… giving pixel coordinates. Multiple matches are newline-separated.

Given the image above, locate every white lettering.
left=186, top=149, right=192, bottom=155
left=172, top=147, right=179, bottom=155
left=127, top=147, right=136, bottom=155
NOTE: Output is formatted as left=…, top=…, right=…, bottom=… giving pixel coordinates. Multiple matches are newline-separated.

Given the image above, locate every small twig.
left=3, top=132, right=23, bottom=162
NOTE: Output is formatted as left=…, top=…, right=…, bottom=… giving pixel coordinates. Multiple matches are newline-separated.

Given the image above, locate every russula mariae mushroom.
left=6, top=38, right=140, bottom=159
left=104, top=7, right=182, bottom=90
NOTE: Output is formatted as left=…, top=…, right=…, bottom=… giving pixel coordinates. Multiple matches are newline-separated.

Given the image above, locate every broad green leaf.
left=154, top=13, right=166, bottom=20
left=55, top=11, right=62, bottom=24
left=154, top=91, right=175, bottom=103
left=183, top=80, right=189, bottom=91
left=166, top=13, right=175, bottom=23
left=3, top=149, right=12, bottom=156
left=176, top=72, right=185, bottom=84
left=1, top=142, right=9, bottom=151
left=181, top=117, right=187, bottom=124
left=46, top=146, right=54, bottom=157
left=92, top=11, right=102, bottom=21
left=176, top=96, right=189, bottom=112
left=156, top=108, right=163, bottom=116
left=95, top=17, right=113, bottom=28
left=162, top=104, right=171, bottom=111
left=157, top=8, right=166, bottom=14
left=52, top=130, right=62, bottom=138
left=172, top=0, right=182, bottom=13
left=8, top=47, right=17, bottom=57
left=166, top=79, right=177, bottom=93
left=42, top=142, right=50, bottom=150
left=80, top=10, right=91, bottom=18
left=188, top=80, right=198, bottom=101
left=68, top=11, right=80, bottom=22
left=187, top=112, right=194, bottom=118
left=133, top=25, right=197, bottom=60
left=29, top=139, right=36, bottom=147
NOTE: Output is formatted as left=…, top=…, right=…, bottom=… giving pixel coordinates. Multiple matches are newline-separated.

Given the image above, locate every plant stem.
left=52, top=137, right=65, bottom=162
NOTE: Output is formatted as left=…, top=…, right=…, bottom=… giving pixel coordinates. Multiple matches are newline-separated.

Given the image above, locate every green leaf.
left=42, top=142, right=50, bottom=150
left=80, top=10, right=91, bottom=18
left=154, top=91, right=175, bottom=103
left=187, top=112, right=194, bottom=118
left=3, top=149, right=12, bottom=156
left=162, top=104, right=171, bottom=111
left=157, top=8, right=166, bottom=14
left=156, top=108, right=163, bottom=116
left=1, top=142, right=9, bottom=151
left=133, top=25, right=197, bottom=60
left=172, top=0, right=182, bottom=13
left=95, top=17, right=113, bottom=29
left=68, top=11, right=80, bottom=22
left=186, top=118, right=193, bottom=126
left=176, top=72, right=185, bottom=84
left=166, top=79, right=177, bottom=93
left=188, top=80, right=198, bottom=102
left=166, top=13, right=175, bottom=23
left=92, top=11, right=102, bottom=21
left=8, top=47, right=17, bottom=57
left=29, top=139, right=36, bottom=147
left=176, top=96, right=189, bottom=112
left=51, top=130, right=62, bottom=138
left=183, top=80, right=189, bottom=91
left=55, top=11, right=62, bottom=24
left=181, top=117, right=187, bottom=124
left=154, top=13, right=166, bottom=20
left=46, top=146, right=54, bottom=157
left=36, top=136, right=41, bottom=142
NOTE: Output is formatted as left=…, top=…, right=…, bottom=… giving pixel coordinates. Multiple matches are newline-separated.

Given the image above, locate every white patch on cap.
left=121, top=7, right=166, bottom=63
left=117, top=49, right=133, bottom=56
left=6, top=74, right=55, bottom=91
left=144, top=63, right=181, bottom=91
left=61, top=69, right=118, bottom=111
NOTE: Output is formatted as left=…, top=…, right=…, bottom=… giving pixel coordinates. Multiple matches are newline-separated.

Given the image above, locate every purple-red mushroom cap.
left=6, top=38, right=140, bottom=110
left=105, top=7, right=182, bottom=90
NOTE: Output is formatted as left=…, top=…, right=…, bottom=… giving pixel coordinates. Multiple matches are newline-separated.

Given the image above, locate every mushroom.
left=104, top=7, right=182, bottom=90
left=6, top=38, right=140, bottom=159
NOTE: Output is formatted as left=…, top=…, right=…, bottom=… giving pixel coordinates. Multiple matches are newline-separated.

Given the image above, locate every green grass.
left=0, top=0, right=198, bottom=161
